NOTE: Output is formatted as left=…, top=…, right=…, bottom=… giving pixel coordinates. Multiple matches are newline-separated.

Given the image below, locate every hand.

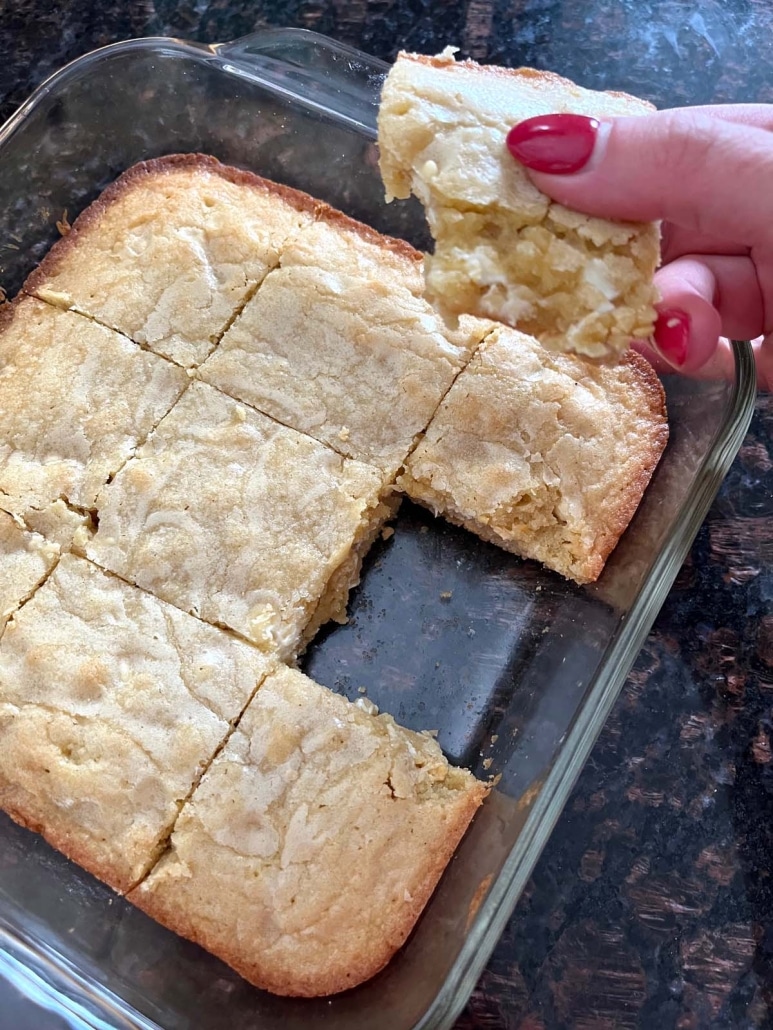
left=506, top=106, right=773, bottom=388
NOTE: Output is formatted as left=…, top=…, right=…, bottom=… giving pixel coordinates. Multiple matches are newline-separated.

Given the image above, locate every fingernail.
left=653, top=309, right=690, bottom=366
left=506, top=114, right=600, bottom=174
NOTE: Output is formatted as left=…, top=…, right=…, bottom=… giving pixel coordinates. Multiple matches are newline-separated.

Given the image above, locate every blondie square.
left=399, top=325, right=668, bottom=583
left=378, top=51, right=660, bottom=359
left=0, top=555, right=272, bottom=893
left=0, top=298, right=187, bottom=523
left=26, top=155, right=316, bottom=367
left=87, top=382, right=396, bottom=658
left=129, top=665, right=486, bottom=997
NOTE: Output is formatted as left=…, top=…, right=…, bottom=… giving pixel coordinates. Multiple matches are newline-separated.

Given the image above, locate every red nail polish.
left=506, top=114, right=600, bottom=173
left=653, top=309, right=690, bottom=366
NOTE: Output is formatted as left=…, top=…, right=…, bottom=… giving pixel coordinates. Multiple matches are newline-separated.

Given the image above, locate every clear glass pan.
left=0, top=29, right=756, bottom=1030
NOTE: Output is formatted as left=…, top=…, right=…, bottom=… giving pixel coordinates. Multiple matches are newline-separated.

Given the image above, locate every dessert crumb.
left=56, top=209, right=71, bottom=236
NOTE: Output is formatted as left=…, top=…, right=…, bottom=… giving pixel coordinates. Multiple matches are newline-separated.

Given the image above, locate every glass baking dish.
left=0, top=28, right=756, bottom=1030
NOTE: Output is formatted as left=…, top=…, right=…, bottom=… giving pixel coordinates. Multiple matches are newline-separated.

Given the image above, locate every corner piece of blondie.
left=130, top=665, right=487, bottom=996
left=399, top=325, right=668, bottom=583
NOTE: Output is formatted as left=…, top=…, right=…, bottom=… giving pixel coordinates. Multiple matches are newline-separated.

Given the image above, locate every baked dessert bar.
left=86, top=382, right=397, bottom=659
left=378, top=50, right=660, bottom=359
left=199, top=263, right=491, bottom=475
left=399, top=325, right=668, bottom=583
left=0, top=297, right=188, bottom=524
left=25, top=155, right=316, bottom=367
left=0, top=554, right=272, bottom=893
left=0, top=512, right=58, bottom=635
left=130, top=664, right=487, bottom=997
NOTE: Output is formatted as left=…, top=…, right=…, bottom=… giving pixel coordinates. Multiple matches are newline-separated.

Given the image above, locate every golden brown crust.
left=313, top=202, right=424, bottom=267
left=399, top=326, right=668, bottom=584
left=130, top=782, right=485, bottom=996
left=23, top=154, right=320, bottom=297
left=0, top=801, right=134, bottom=893
left=25, top=154, right=421, bottom=308
left=589, top=351, right=668, bottom=571
left=0, top=293, right=23, bottom=336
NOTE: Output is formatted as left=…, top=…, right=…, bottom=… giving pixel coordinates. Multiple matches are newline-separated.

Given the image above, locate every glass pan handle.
left=212, top=28, right=390, bottom=137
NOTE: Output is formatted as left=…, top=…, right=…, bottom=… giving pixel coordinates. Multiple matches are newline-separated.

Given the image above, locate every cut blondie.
left=378, top=51, right=660, bottom=359
left=0, top=297, right=187, bottom=523
left=200, top=263, right=491, bottom=475
left=129, top=665, right=487, bottom=997
left=26, top=155, right=317, bottom=367
left=399, top=325, right=668, bottom=583
left=0, top=555, right=272, bottom=893
left=87, top=382, right=397, bottom=659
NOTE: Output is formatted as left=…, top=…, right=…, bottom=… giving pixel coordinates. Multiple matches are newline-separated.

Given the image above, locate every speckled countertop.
left=2, top=2, right=773, bottom=1028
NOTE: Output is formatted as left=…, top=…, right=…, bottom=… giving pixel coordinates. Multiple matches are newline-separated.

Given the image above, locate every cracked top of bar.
left=200, top=263, right=492, bottom=475
left=0, top=297, right=188, bottom=521
left=0, top=554, right=272, bottom=893
left=25, top=155, right=317, bottom=367
left=378, top=51, right=660, bottom=359
left=18, top=500, right=91, bottom=553
left=130, top=664, right=487, bottom=997
left=0, top=511, right=59, bottom=634
left=87, top=383, right=395, bottom=659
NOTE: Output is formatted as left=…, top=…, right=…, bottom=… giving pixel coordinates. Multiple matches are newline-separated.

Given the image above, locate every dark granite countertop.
left=2, top=2, right=772, bottom=1028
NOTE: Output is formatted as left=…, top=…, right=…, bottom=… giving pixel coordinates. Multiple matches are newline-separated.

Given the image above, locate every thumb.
left=506, top=108, right=773, bottom=247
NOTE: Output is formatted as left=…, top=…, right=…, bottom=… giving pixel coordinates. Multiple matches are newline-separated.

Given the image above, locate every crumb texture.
left=20, top=501, right=91, bottom=553
left=86, top=382, right=392, bottom=659
left=0, top=554, right=271, bottom=892
left=130, top=665, right=486, bottom=996
left=399, top=325, right=668, bottom=583
left=378, top=53, right=660, bottom=359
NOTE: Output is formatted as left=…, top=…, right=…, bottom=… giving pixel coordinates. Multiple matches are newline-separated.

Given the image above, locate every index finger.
left=523, top=108, right=773, bottom=247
